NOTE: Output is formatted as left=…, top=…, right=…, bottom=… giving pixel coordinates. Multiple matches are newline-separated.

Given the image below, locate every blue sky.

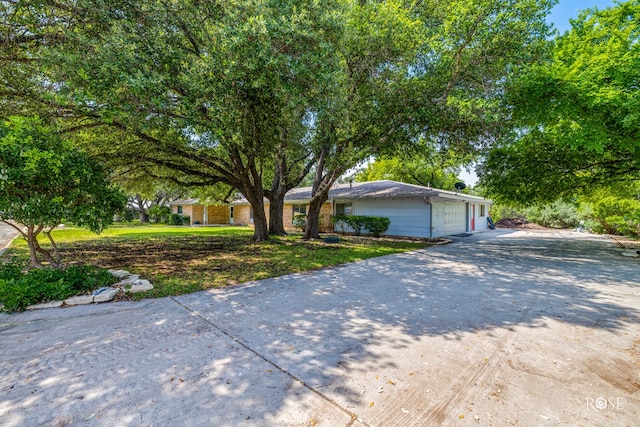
left=548, top=0, right=618, bottom=33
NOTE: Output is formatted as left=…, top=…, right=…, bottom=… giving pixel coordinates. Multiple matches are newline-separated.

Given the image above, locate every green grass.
left=4, top=223, right=435, bottom=300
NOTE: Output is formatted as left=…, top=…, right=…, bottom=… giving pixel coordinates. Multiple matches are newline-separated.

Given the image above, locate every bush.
left=525, top=201, right=581, bottom=229
left=168, top=213, right=190, bottom=225
left=292, top=214, right=307, bottom=231
left=590, top=196, right=640, bottom=237
left=332, top=215, right=390, bottom=237
left=148, top=205, right=172, bottom=223
left=0, top=263, right=119, bottom=312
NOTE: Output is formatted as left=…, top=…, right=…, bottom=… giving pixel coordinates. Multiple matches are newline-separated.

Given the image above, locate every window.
left=177, top=206, right=183, bottom=214
left=336, top=203, right=353, bottom=216
left=230, top=206, right=234, bottom=219
left=292, top=204, right=307, bottom=224
left=250, top=206, right=254, bottom=223
left=480, top=205, right=486, bottom=217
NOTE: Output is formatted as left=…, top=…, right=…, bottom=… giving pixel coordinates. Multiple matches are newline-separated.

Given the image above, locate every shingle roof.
left=173, top=180, right=489, bottom=206
left=284, top=180, right=487, bottom=202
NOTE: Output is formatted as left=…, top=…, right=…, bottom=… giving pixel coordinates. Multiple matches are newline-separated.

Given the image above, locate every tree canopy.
left=3, top=0, right=556, bottom=240
left=0, top=117, right=126, bottom=268
left=480, top=0, right=640, bottom=205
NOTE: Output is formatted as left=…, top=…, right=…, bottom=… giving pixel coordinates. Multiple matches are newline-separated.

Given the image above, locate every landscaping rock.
left=115, top=275, right=141, bottom=286
left=93, top=287, right=120, bottom=303
left=27, top=300, right=64, bottom=310
left=64, top=295, right=95, bottom=306
left=126, top=279, right=154, bottom=294
left=108, top=269, right=131, bottom=279
left=621, top=250, right=639, bottom=257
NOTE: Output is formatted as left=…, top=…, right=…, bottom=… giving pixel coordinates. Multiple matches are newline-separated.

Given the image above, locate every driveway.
left=1, top=229, right=638, bottom=426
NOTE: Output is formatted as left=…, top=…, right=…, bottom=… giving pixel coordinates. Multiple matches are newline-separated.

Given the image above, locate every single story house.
left=171, top=180, right=492, bottom=238
left=169, top=198, right=231, bottom=225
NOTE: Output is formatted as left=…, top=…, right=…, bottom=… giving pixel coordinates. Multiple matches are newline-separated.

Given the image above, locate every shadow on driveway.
left=1, top=229, right=639, bottom=426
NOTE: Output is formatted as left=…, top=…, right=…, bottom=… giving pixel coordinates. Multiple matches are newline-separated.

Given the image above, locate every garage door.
left=443, top=202, right=467, bottom=235
left=352, top=199, right=431, bottom=238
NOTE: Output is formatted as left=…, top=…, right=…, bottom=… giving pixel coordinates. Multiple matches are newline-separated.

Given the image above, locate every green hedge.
left=332, top=215, right=390, bottom=237
left=0, top=263, right=119, bottom=312
left=168, top=213, right=191, bottom=225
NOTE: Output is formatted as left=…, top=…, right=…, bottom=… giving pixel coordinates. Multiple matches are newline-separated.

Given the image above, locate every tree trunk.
left=251, top=198, right=269, bottom=241
left=26, top=225, right=43, bottom=268
left=267, top=194, right=287, bottom=235
left=304, top=193, right=329, bottom=239
left=135, top=194, right=149, bottom=223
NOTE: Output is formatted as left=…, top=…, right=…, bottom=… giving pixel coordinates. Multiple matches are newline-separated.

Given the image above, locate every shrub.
left=168, top=213, right=190, bottom=225
left=332, top=215, right=390, bottom=237
left=148, top=205, right=172, bottom=223
left=525, top=201, right=581, bottom=229
left=292, top=214, right=307, bottom=231
left=590, top=196, right=640, bottom=237
left=0, top=263, right=119, bottom=312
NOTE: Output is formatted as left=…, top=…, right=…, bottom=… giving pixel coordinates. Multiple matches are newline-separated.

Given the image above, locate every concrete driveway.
left=1, top=229, right=638, bottom=426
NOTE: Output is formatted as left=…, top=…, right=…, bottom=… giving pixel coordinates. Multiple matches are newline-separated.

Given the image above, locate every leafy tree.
left=480, top=1, right=640, bottom=205
left=303, top=0, right=555, bottom=238
left=0, top=117, right=126, bottom=268
left=355, top=155, right=462, bottom=191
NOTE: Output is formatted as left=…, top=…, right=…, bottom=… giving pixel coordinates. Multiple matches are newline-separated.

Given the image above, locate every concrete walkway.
left=0, top=222, right=20, bottom=255
left=1, top=229, right=638, bottom=426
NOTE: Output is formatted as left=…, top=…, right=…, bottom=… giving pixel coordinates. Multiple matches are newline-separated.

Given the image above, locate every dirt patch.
left=495, top=217, right=547, bottom=230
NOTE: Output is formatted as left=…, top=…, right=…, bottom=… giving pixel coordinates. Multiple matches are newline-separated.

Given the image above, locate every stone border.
left=26, top=270, right=154, bottom=311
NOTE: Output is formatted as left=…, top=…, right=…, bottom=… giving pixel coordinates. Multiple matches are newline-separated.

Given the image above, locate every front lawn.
left=4, top=224, right=434, bottom=300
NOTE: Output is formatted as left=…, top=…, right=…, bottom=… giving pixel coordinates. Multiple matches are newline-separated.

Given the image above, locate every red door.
left=471, top=204, right=475, bottom=231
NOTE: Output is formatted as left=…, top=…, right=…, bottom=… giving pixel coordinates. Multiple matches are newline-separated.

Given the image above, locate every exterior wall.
left=338, top=198, right=431, bottom=238
left=475, top=203, right=490, bottom=231
left=233, top=204, right=269, bottom=226
left=172, top=204, right=193, bottom=222
left=207, top=206, right=230, bottom=224
left=234, top=205, right=251, bottom=225
left=278, top=202, right=332, bottom=232
left=191, top=205, right=204, bottom=225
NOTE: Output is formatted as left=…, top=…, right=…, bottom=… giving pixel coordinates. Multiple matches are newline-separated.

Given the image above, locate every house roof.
left=231, top=180, right=489, bottom=205
left=169, top=198, right=201, bottom=206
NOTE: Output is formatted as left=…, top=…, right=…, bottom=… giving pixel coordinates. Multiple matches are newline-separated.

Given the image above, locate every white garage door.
left=443, top=202, right=467, bottom=235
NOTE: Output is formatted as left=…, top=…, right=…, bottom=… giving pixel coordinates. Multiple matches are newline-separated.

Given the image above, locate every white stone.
left=115, top=275, right=141, bottom=286
left=93, top=287, right=120, bottom=303
left=27, top=300, right=63, bottom=310
left=109, top=269, right=131, bottom=279
left=621, top=250, right=639, bottom=257
left=64, top=295, right=95, bottom=306
left=126, top=279, right=154, bottom=293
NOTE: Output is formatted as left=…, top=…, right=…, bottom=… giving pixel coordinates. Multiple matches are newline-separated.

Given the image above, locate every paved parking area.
left=1, top=229, right=639, bottom=426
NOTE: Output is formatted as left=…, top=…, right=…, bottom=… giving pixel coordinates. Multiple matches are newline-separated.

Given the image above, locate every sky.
left=459, top=0, right=618, bottom=186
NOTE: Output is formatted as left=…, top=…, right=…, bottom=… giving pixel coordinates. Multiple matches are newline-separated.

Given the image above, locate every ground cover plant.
left=2, top=224, right=433, bottom=302
left=0, top=263, right=118, bottom=312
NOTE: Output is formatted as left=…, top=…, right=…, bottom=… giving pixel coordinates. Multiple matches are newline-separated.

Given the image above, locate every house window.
left=480, top=205, right=486, bottom=217
left=336, top=203, right=353, bottom=216
left=177, top=206, right=183, bottom=214
left=292, top=204, right=307, bottom=222
left=250, top=206, right=254, bottom=223
left=230, top=206, right=234, bottom=219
